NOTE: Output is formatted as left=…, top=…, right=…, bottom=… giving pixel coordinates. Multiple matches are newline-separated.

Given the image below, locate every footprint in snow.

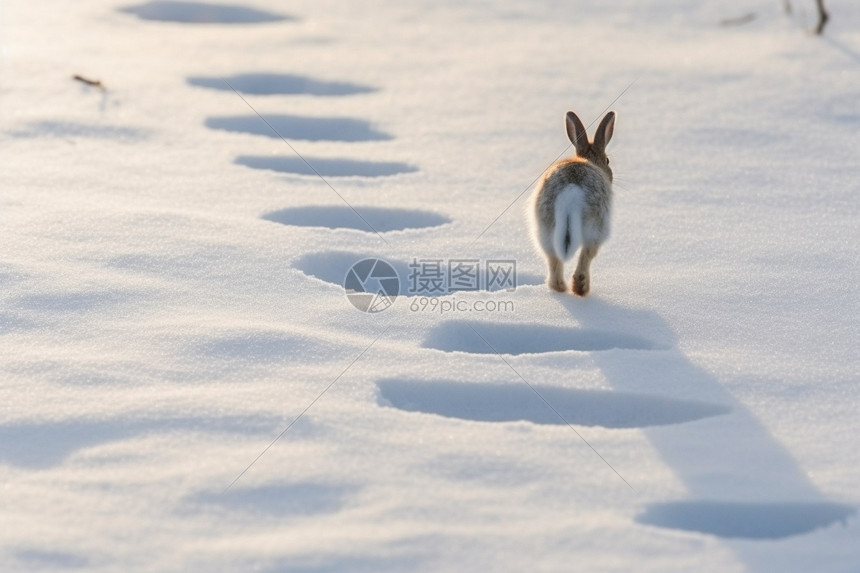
left=377, top=379, right=731, bottom=428
left=293, top=251, right=544, bottom=296
left=637, top=500, right=855, bottom=540
left=206, top=115, right=393, bottom=142
left=119, top=1, right=291, bottom=23
left=262, top=206, right=449, bottom=233
left=188, top=73, right=376, bottom=96
left=237, top=155, right=418, bottom=178
left=422, top=320, right=659, bottom=354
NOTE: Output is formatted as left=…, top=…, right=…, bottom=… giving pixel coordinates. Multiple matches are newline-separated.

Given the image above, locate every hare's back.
left=545, top=159, right=609, bottom=196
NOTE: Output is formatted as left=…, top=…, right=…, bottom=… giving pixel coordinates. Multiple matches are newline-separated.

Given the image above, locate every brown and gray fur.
left=530, top=110, right=616, bottom=296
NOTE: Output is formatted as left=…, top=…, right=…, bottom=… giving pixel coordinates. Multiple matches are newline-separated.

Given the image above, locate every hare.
left=530, top=110, right=616, bottom=296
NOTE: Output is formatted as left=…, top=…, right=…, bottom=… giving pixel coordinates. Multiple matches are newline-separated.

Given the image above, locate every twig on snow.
left=72, top=74, right=105, bottom=90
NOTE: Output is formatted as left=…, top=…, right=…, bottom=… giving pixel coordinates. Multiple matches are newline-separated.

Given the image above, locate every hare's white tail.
left=552, top=186, right=583, bottom=261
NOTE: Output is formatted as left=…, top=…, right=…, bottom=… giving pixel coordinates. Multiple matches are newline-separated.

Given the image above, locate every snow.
left=1, top=0, right=858, bottom=571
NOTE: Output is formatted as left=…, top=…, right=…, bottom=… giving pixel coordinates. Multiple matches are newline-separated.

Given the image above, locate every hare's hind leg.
left=572, top=244, right=599, bottom=296
left=546, top=253, right=566, bottom=292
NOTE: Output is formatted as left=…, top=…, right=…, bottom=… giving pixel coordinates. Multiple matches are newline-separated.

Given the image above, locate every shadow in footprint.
left=377, top=379, right=730, bottom=428
left=262, top=206, right=449, bottom=233
left=422, top=320, right=657, bottom=354
left=188, top=483, right=352, bottom=517
left=238, top=156, right=417, bottom=177
left=293, top=251, right=543, bottom=295
left=207, top=115, right=391, bottom=142
left=637, top=500, right=855, bottom=540
left=119, top=1, right=290, bottom=23
left=188, top=73, right=375, bottom=96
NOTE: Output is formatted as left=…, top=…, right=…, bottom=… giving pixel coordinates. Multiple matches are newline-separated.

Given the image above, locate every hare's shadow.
left=556, top=295, right=854, bottom=543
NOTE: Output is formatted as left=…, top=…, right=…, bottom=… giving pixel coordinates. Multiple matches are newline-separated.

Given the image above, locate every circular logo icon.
left=343, top=258, right=400, bottom=313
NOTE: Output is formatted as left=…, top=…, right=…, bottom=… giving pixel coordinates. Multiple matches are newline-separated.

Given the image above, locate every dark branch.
left=814, top=0, right=829, bottom=35
left=72, top=74, right=104, bottom=90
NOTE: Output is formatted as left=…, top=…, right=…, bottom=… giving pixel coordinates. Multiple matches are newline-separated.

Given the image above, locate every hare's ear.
left=565, top=111, right=589, bottom=156
left=593, top=111, right=616, bottom=152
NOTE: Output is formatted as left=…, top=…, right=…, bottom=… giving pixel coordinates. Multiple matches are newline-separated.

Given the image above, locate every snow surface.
left=1, top=0, right=859, bottom=571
